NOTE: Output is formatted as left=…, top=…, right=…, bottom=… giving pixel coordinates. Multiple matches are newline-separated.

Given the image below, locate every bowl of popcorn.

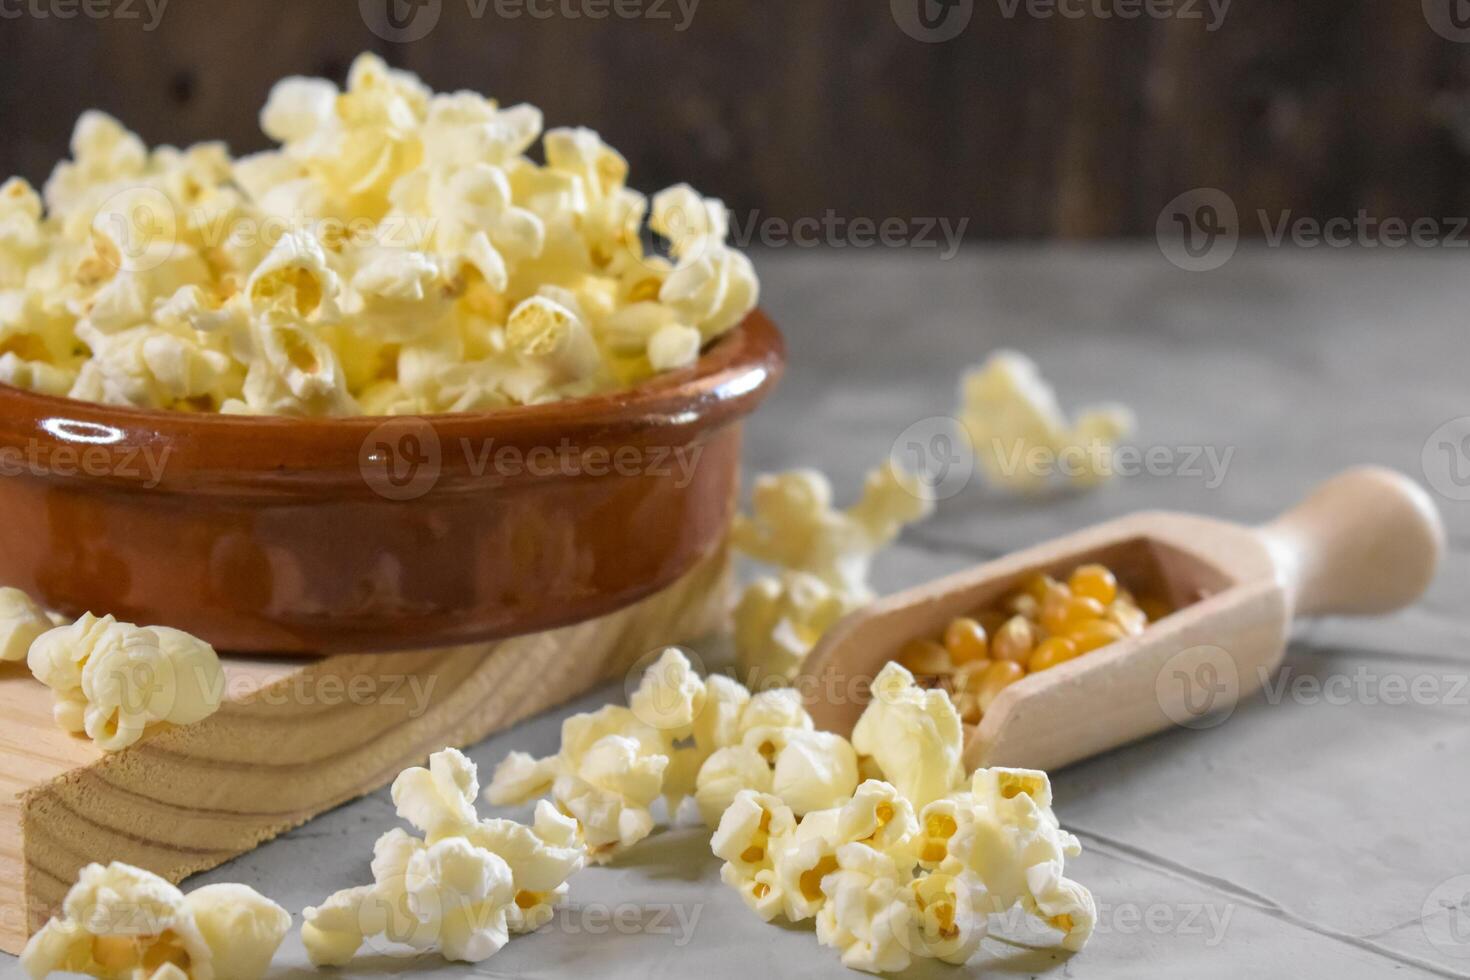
left=0, top=54, right=782, bottom=654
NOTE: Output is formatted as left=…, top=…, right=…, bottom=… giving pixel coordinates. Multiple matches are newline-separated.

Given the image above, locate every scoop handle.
left=1259, top=467, right=1445, bottom=617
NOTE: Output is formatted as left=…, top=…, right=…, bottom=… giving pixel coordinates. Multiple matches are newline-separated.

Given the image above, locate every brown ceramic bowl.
left=0, top=311, right=784, bottom=655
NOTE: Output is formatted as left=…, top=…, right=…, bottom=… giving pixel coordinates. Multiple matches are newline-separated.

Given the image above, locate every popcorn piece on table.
left=303, top=747, right=586, bottom=967
left=732, top=462, right=935, bottom=683
left=851, top=662, right=966, bottom=810
left=20, top=862, right=290, bottom=980
left=26, top=611, right=224, bottom=751
left=732, top=571, right=850, bottom=685
left=959, top=349, right=1134, bottom=491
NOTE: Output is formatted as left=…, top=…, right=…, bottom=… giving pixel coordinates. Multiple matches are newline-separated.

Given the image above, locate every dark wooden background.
left=2, top=0, right=1469, bottom=238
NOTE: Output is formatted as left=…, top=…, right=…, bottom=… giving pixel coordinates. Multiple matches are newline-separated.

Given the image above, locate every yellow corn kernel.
left=1023, top=573, right=1070, bottom=603
left=898, top=638, right=952, bottom=676
left=1041, top=594, right=1106, bottom=635
left=992, top=616, right=1037, bottom=663
left=1107, top=600, right=1148, bottom=636
left=1007, top=592, right=1041, bottom=620
left=943, top=616, right=989, bottom=665
left=1068, top=619, right=1127, bottom=654
left=1069, top=564, right=1118, bottom=605
left=975, top=659, right=1026, bottom=712
left=1027, top=636, right=1079, bottom=672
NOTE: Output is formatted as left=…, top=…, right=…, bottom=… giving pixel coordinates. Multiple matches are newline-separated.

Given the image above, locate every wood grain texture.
left=0, top=544, right=729, bottom=956
left=2, top=2, right=1469, bottom=237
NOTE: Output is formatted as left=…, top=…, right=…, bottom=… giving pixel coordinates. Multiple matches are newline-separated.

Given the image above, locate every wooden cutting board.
left=0, top=545, right=729, bottom=955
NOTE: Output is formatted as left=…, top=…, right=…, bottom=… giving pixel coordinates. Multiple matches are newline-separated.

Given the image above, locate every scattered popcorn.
left=0, top=586, right=51, bottom=661
left=732, top=571, right=849, bottom=685
left=958, top=350, right=1134, bottom=491
left=768, top=729, right=859, bottom=816
left=472, top=646, right=1093, bottom=974
left=303, top=747, right=585, bottom=967
left=732, top=461, right=934, bottom=682
left=20, top=862, right=289, bottom=980
left=26, top=611, right=224, bottom=751
left=705, top=654, right=1095, bottom=975
left=851, top=663, right=966, bottom=810
left=0, top=54, right=759, bottom=416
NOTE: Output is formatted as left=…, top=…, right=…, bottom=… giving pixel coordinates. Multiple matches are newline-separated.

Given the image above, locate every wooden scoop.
left=797, top=467, right=1445, bottom=772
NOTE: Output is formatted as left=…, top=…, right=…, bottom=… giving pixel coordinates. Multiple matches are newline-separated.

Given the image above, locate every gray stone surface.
left=5, top=246, right=1468, bottom=978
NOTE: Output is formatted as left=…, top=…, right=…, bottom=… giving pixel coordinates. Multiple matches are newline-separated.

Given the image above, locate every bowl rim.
left=0, top=309, right=784, bottom=488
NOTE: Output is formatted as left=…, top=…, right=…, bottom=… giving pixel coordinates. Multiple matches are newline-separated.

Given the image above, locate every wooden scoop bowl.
left=797, top=467, right=1445, bottom=772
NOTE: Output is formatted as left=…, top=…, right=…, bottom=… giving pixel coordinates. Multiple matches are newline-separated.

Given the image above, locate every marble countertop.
left=7, top=246, right=1467, bottom=979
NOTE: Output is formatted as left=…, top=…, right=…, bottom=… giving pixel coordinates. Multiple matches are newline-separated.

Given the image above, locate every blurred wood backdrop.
left=2, top=0, right=1469, bottom=238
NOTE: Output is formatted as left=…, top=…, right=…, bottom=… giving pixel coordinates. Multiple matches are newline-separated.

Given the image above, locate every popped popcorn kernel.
left=305, top=748, right=586, bottom=968
left=958, top=349, right=1135, bottom=491
left=20, top=862, right=289, bottom=980
left=732, top=461, right=934, bottom=682
left=26, top=611, right=223, bottom=751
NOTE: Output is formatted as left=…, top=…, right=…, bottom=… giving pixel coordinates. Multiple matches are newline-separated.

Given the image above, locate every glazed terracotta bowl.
left=0, top=311, right=784, bottom=655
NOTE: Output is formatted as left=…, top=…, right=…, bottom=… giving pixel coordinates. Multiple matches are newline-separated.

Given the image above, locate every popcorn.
left=941, top=767, right=1096, bottom=952
left=813, top=843, right=914, bottom=974
left=179, top=884, right=296, bottom=980
left=850, top=662, right=966, bottom=810
left=959, top=350, right=1135, bottom=491
left=694, top=745, right=773, bottom=827
left=732, top=462, right=934, bottom=682
left=304, top=748, right=585, bottom=968
left=0, top=586, right=52, bottom=661
left=732, top=572, right=851, bottom=684
left=0, top=54, right=760, bottom=415
left=27, top=611, right=224, bottom=751
left=706, top=676, right=1095, bottom=974
left=403, top=837, right=516, bottom=962
left=647, top=322, right=702, bottom=371
left=768, top=729, right=858, bottom=816
left=710, top=790, right=797, bottom=921
left=20, top=862, right=289, bottom=980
